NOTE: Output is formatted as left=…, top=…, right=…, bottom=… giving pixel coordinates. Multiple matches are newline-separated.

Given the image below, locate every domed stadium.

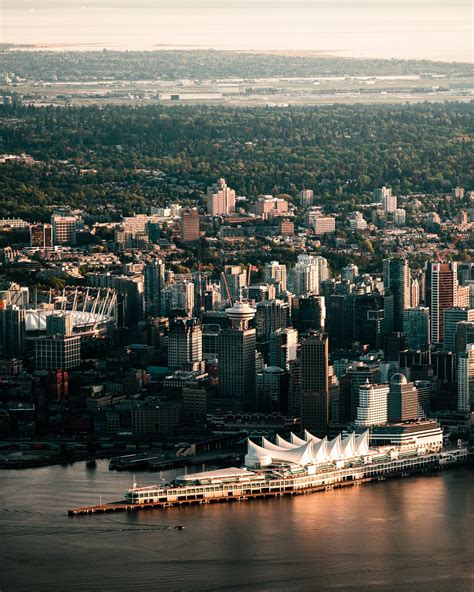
left=25, top=309, right=113, bottom=335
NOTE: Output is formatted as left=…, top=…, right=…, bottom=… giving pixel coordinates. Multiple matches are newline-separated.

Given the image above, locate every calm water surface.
left=2, top=1, right=472, bottom=62
left=0, top=460, right=473, bottom=592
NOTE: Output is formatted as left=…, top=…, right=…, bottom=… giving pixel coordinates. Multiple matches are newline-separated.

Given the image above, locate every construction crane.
left=437, top=235, right=461, bottom=262
left=221, top=271, right=233, bottom=305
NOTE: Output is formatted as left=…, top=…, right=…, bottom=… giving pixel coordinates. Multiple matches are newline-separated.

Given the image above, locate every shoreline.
left=1, top=44, right=472, bottom=65
left=68, top=455, right=470, bottom=517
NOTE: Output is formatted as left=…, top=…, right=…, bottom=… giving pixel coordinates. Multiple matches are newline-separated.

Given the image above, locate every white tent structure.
left=312, top=437, right=328, bottom=463
left=304, top=429, right=321, bottom=443
left=354, top=431, right=370, bottom=456
left=246, top=439, right=314, bottom=468
left=341, top=432, right=356, bottom=459
left=275, top=434, right=298, bottom=449
left=326, top=434, right=342, bottom=461
left=261, top=437, right=292, bottom=452
left=245, top=431, right=371, bottom=469
left=291, top=433, right=307, bottom=446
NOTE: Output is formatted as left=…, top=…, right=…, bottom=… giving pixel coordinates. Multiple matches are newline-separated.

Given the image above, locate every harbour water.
left=2, top=1, right=472, bottom=62
left=1, top=460, right=473, bottom=591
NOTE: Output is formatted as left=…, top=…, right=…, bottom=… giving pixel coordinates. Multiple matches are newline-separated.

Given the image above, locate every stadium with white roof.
left=24, top=287, right=117, bottom=337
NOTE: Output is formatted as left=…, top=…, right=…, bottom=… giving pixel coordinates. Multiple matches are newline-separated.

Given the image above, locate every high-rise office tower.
left=382, top=194, right=397, bottom=213
left=295, top=294, right=326, bottom=333
left=328, top=293, right=352, bottom=349
left=388, top=373, right=419, bottom=422
left=0, top=304, right=26, bottom=359
left=410, top=277, right=420, bottom=307
left=457, top=344, right=474, bottom=412
left=403, top=307, right=430, bottom=350
left=206, top=178, right=236, bottom=216
left=269, top=327, right=298, bottom=371
left=161, top=281, right=194, bottom=317
left=256, top=366, right=289, bottom=413
left=46, top=312, right=74, bottom=337
left=374, top=186, right=392, bottom=204
left=443, top=307, right=474, bottom=352
left=264, top=261, right=287, bottom=293
left=255, top=299, right=290, bottom=341
left=180, top=207, right=200, bottom=243
left=426, top=261, right=458, bottom=344
left=455, top=321, right=474, bottom=354
left=341, top=264, right=359, bottom=282
left=354, top=382, right=389, bottom=427
left=393, top=208, right=406, bottom=225
left=383, top=258, right=410, bottom=331
left=30, top=223, right=53, bottom=248
left=168, top=317, right=203, bottom=372
left=353, top=292, right=394, bottom=349
left=218, top=296, right=256, bottom=405
left=51, top=214, right=77, bottom=245
left=299, top=189, right=314, bottom=207
left=383, top=332, right=407, bottom=363
left=415, top=380, right=431, bottom=418
left=34, top=335, right=81, bottom=370
left=347, top=362, right=381, bottom=420
left=300, top=331, right=329, bottom=436
left=144, top=259, right=165, bottom=317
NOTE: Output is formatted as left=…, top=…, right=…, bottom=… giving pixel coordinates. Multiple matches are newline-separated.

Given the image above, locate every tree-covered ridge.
left=0, top=102, right=472, bottom=218
left=1, top=49, right=473, bottom=81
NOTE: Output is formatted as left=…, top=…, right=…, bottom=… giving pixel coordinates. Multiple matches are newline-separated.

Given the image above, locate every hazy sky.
left=2, top=0, right=472, bottom=61
left=4, top=0, right=473, bottom=11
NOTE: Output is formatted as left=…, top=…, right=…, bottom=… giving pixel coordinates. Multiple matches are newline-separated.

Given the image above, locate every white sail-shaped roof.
left=245, top=439, right=314, bottom=468
left=276, top=434, right=298, bottom=449
left=311, top=437, right=328, bottom=463
left=261, top=437, right=292, bottom=452
left=291, top=433, right=307, bottom=446
left=354, top=431, right=370, bottom=456
left=326, top=435, right=342, bottom=461
left=304, top=429, right=321, bottom=443
left=245, top=439, right=273, bottom=467
left=341, top=433, right=356, bottom=459
left=246, top=431, right=373, bottom=469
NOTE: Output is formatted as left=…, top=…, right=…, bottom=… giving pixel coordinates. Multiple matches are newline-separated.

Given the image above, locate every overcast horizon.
left=2, top=0, right=472, bottom=62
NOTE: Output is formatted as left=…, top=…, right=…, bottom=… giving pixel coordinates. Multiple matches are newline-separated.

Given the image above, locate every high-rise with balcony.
left=264, top=261, right=287, bottom=293
left=293, top=254, right=328, bottom=296
left=144, top=259, right=165, bottom=317
left=355, top=382, right=389, bottom=427
left=269, top=327, right=298, bottom=371
left=51, top=214, right=77, bottom=245
left=206, top=178, right=236, bottom=216
left=168, top=317, right=203, bottom=372
left=426, top=262, right=458, bottom=345
left=457, top=344, right=474, bottom=412
left=180, top=207, right=200, bottom=243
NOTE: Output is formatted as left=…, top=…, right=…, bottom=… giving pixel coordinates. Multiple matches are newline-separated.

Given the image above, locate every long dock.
left=68, top=473, right=403, bottom=516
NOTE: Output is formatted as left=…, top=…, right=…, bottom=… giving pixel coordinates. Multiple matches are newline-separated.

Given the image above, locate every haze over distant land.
left=2, top=0, right=472, bottom=62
